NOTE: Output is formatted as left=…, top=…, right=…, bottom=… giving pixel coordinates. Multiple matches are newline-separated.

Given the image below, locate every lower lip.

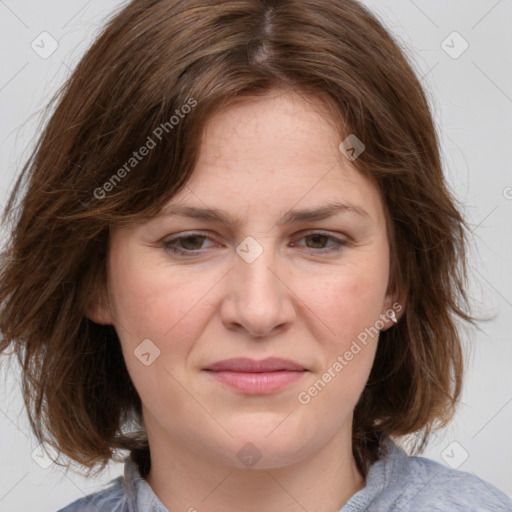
left=205, top=370, right=306, bottom=394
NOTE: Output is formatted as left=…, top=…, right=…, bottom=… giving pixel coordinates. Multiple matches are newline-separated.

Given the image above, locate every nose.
left=220, top=238, right=296, bottom=338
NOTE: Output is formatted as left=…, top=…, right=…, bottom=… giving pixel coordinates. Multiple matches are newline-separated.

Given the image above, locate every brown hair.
left=0, top=0, right=474, bottom=480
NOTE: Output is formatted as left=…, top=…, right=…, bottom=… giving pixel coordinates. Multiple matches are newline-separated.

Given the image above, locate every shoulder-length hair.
left=0, top=0, right=473, bottom=479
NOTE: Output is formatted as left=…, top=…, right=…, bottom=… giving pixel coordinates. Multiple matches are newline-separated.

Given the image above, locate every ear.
left=83, top=283, right=113, bottom=325
left=379, top=288, right=406, bottom=331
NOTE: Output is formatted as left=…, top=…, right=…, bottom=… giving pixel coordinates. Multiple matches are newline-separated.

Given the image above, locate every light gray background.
left=0, top=1, right=511, bottom=510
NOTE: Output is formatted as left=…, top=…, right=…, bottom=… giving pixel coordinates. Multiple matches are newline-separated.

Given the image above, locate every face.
left=94, top=89, right=397, bottom=469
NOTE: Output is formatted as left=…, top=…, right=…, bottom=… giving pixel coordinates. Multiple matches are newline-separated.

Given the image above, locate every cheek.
left=297, top=266, right=385, bottom=414
left=107, top=255, right=210, bottom=414
left=108, top=247, right=210, bottom=341
left=306, top=260, right=388, bottom=343
left=106, top=249, right=223, bottom=403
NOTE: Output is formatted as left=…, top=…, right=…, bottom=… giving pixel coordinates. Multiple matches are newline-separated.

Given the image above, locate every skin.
left=88, top=88, right=400, bottom=512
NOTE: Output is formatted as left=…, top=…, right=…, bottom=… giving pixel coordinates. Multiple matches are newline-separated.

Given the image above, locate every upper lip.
left=203, top=357, right=306, bottom=372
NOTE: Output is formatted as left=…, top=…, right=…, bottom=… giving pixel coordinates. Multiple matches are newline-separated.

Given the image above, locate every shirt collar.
left=123, top=456, right=169, bottom=512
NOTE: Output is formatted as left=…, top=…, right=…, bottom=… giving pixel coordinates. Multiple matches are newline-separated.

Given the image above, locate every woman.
left=1, top=0, right=510, bottom=510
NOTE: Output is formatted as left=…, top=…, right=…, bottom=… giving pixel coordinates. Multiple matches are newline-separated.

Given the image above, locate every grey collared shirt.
left=58, top=436, right=512, bottom=511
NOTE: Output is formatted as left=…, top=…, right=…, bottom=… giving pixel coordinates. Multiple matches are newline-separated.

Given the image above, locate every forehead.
left=198, top=89, right=343, bottom=165
left=165, top=90, right=386, bottom=229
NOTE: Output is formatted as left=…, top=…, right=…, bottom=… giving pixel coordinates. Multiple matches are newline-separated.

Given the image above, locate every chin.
left=214, top=419, right=320, bottom=469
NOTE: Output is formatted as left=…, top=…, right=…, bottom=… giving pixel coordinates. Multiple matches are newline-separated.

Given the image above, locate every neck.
left=145, top=425, right=365, bottom=512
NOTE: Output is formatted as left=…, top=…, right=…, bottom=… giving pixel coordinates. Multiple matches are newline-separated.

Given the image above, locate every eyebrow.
left=157, top=201, right=370, bottom=228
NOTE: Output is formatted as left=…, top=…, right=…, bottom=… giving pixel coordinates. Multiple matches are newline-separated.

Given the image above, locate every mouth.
left=202, top=357, right=308, bottom=395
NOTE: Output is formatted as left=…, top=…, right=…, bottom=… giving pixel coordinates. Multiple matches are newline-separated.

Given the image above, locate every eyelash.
left=162, top=231, right=348, bottom=257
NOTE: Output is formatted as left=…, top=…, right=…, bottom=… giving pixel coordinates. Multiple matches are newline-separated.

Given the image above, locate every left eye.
left=291, top=232, right=347, bottom=255
left=162, top=232, right=347, bottom=257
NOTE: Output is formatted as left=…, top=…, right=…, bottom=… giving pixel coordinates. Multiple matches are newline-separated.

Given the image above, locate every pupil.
left=308, top=234, right=326, bottom=248
left=182, top=236, right=204, bottom=249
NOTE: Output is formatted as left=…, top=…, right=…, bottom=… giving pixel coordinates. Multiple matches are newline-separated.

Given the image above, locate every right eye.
left=162, top=232, right=218, bottom=257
